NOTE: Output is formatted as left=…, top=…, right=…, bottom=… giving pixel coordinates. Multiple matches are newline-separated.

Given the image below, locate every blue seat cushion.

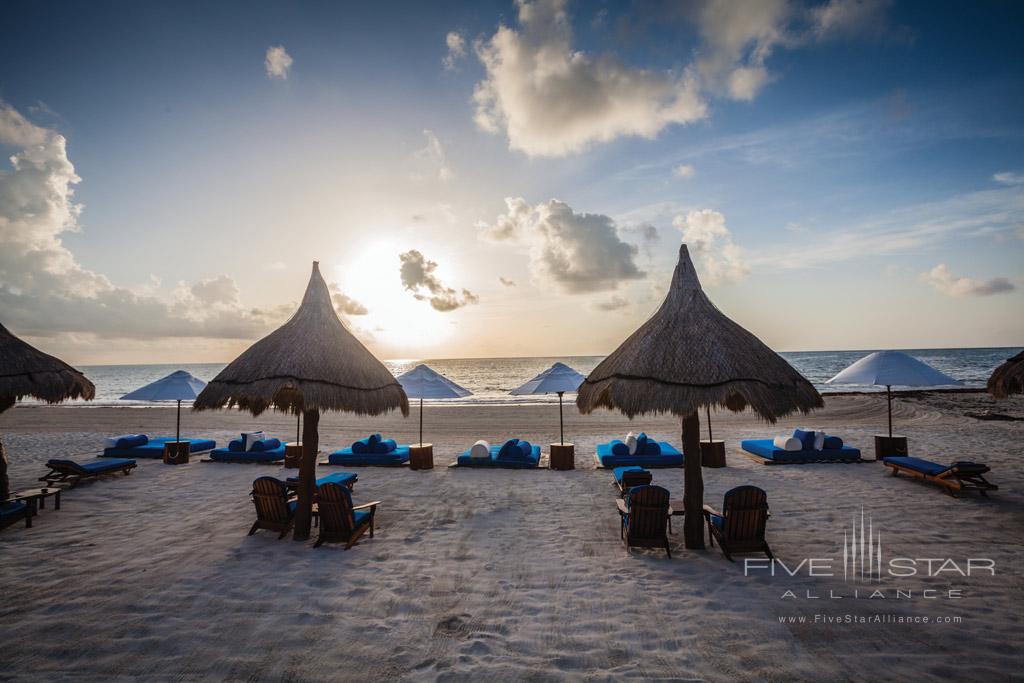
left=288, top=501, right=298, bottom=515
left=328, top=446, right=410, bottom=466
left=313, top=472, right=358, bottom=487
left=883, top=456, right=950, bottom=476
left=613, top=466, right=647, bottom=483
left=1, top=501, right=27, bottom=518
left=210, top=445, right=286, bottom=462
left=47, top=458, right=136, bottom=473
left=741, top=439, right=861, bottom=463
left=596, top=442, right=683, bottom=468
left=353, top=509, right=371, bottom=528
left=102, top=437, right=216, bottom=458
left=709, top=514, right=723, bottom=530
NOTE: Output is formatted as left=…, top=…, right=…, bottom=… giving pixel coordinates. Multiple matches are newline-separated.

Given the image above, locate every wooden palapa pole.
left=682, top=411, right=705, bottom=549
left=293, top=408, right=319, bottom=540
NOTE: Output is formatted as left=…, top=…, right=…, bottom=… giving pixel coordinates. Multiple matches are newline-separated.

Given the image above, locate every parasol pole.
left=176, top=399, right=181, bottom=443
left=419, top=396, right=424, bottom=446
left=886, top=385, right=893, bottom=438
left=558, top=391, right=565, bottom=444
left=706, top=404, right=713, bottom=442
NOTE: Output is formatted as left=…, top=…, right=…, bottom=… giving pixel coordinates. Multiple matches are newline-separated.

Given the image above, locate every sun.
left=333, top=241, right=455, bottom=350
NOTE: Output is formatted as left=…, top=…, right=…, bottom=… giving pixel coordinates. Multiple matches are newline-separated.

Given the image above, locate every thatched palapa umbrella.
left=0, top=322, right=95, bottom=500
left=194, top=262, right=408, bottom=540
left=577, top=245, right=822, bottom=549
left=987, top=350, right=1024, bottom=399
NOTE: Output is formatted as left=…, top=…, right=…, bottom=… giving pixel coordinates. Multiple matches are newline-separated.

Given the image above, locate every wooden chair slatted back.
left=626, top=485, right=670, bottom=540
left=722, top=486, right=769, bottom=542
left=251, top=477, right=291, bottom=524
left=317, top=483, right=356, bottom=535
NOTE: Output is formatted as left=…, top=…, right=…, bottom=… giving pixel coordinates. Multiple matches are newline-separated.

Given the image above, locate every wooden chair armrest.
left=353, top=501, right=381, bottom=511
left=702, top=504, right=720, bottom=517
left=615, top=499, right=629, bottom=515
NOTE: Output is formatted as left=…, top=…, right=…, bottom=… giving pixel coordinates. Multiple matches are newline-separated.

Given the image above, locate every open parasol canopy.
left=194, top=262, right=408, bottom=540
left=577, top=245, right=822, bottom=548
left=121, top=370, right=207, bottom=443
left=510, top=362, right=585, bottom=444
left=397, top=363, right=472, bottom=445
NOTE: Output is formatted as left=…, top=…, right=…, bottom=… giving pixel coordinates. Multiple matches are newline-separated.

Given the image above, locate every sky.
left=1, top=0, right=1022, bottom=365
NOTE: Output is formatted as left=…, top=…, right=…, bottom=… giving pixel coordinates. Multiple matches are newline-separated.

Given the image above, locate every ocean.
left=36, top=347, right=1021, bottom=407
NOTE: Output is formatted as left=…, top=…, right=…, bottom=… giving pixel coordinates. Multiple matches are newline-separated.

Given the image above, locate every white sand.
left=1, top=393, right=1022, bottom=681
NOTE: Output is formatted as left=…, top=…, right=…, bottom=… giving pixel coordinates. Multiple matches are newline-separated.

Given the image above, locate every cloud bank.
left=399, top=249, right=479, bottom=312
left=479, top=197, right=645, bottom=293
left=673, top=209, right=750, bottom=284
left=918, top=264, right=1015, bottom=297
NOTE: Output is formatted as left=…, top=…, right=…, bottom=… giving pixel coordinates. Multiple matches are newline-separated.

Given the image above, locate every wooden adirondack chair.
left=314, top=482, right=380, bottom=549
left=616, top=484, right=673, bottom=558
left=703, top=485, right=773, bottom=561
left=248, top=477, right=296, bottom=539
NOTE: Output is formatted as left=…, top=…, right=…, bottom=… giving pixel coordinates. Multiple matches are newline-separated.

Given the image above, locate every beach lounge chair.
left=209, top=436, right=286, bottom=463
left=740, top=431, right=861, bottom=464
left=39, top=458, right=137, bottom=488
left=285, top=472, right=358, bottom=490
left=248, top=476, right=297, bottom=539
left=703, top=485, right=773, bottom=562
left=613, top=466, right=653, bottom=495
left=596, top=433, right=683, bottom=468
left=102, top=436, right=215, bottom=459
left=1, top=500, right=30, bottom=530
left=455, top=438, right=542, bottom=468
left=313, top=482, right=379, bottom=549
left=882, top=456, right=998, bottom=496
left=327, top=433, right=410, bottom=466
left=616, top=485, right=673, bottom=558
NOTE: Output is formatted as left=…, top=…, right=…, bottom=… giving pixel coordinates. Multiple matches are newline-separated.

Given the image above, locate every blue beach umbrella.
left=121, top=370, right=207, bottom=443
left=397, top=364, right=472, bottom=445
left=510, top=362, right=586, bottom=444
left=826, top=351, right=961, bottom=437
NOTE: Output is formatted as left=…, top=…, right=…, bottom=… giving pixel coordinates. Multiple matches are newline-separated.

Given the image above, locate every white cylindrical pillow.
left=625, top=431, right=638, bottom=455
left=773, top=435, right=802, bottom=451
left=814, top=431, right=826, bottom=451
left=243, top=431, right=265, bottom=451
left=469, top=440, right=490, bottom=459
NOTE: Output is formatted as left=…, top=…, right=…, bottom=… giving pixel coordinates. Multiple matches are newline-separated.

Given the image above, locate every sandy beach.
left=1, top=392, right=1022, bottom=681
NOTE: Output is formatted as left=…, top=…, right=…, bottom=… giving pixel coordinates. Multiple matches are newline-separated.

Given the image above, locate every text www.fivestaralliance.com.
left=779, top=615, right=963, bottom=625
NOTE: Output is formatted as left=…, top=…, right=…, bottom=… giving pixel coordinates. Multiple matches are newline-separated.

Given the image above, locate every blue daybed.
left=595, top=433, right=683, bottom=468
left=285, top=472, right=359, bottom=489
left=741, top=438, right=861, bottom=464
left=102, top=435, right=216, bottom=458
left=456, top=439, right=541, bottom=469
left=209, top=436, right=286, bottom=463
left=328, top=434, right=410, bottom=466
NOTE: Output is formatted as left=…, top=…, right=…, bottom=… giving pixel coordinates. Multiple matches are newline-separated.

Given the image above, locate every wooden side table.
left=409, top=443, right=434, bottom=470
left=873, top=435, right=907, bottom=461
left=700, top=440, right=727, bottom=468
left=162, top=441, right=191, bottom=465
left=284, top=442, right=303, bottom=468
left=549, top=443, right=575, bottom=470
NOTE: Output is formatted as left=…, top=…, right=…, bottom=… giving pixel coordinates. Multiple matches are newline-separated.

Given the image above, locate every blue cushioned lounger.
left=882, top=456, right=998, bottom=496
left=1, top=501, right=29, bottom=530
left=456, top=444, right=542, bottom=469
left=595, top=442, right=683, bottom=468
left=40, top=458, right=137, bottom=487
left=740, top=439, right=861, bottom=464
left=327, top=446, right=410, bottom=466
left=285, top=472, right=359, bottom=489
left=103, top=437, right=216, bottom=458
left=209, top=444, right=286, bottom=463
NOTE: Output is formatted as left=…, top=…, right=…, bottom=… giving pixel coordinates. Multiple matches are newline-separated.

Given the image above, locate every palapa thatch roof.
left=0, top=323, right=95, bottom=413
left=577, top=244, right=822, bottom=421
left=193, top=262, right=408, bottom=417
left=987, top=350, right=1024, bottom=399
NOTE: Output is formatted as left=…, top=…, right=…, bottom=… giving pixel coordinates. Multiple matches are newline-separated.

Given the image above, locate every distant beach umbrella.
left=826, top=350, right=961, bottom=437
left=397, top=364, right=472, bottom=445
left=510, top=362, right=585, bottom=444
left=0, top=322, right=95, bottom=500
left=194, top=262, right=408, bottom=540
left=577, top=245, right=822, bottom=549
left=987, top=350, right=1024, bottom=400
left=121, top=370, right=207, bottom=444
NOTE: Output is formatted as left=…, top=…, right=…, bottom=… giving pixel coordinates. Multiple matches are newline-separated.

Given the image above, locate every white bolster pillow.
left=469, top=440, right=491, bottom=459
left=814, top=431, right=826, bottom=451
left=625, top=431, right=638, bottom=455
left=773, top=435, right=802, bottom=451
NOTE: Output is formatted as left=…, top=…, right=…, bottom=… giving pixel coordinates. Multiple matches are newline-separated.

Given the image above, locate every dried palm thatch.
left=193, top=262, right=409, bottom=417
left=194, top=261, right=407, bottom=541
left=577, top=245, right=822, bottom=421
left=577, top=245, right=822, bottom=550
left=0, top=322, right=95, bottom=414
left=987, top=350, right=1024, bottom=400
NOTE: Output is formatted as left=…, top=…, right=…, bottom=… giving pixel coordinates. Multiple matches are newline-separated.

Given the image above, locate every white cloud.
left=443, top=31, right=466, bottom=70
left=399, top=249, right=479, bottom=312
left=471, top=0, right=706, bottom=157
left=498, top=276, right=517, bottom=287
left=672, top=209, right=750, bottom=284
left=672, top=163, right=696, bottom=179
left=479, top=197, right=645, bottom=293
left=993, top=171, right=1024, bottom=186
left=918, top=264, right=1015, bottom=297
left=265, top=45, right=293, bottom=80
left=411, top=130, right=453, bottom=182
left=328, top=284, right=368, bottom=316
left=592, top=295, right=630, bottom=311
left=0, top=101, right=279, bottom=341
left=809, top=0, right=892, bottom=40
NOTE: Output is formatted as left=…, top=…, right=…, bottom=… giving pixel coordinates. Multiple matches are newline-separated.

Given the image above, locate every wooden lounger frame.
left=739, top=448, right=863, bottom=466
left=593, top=453, right=683, bottom=469
left=614, top=469, right=653, bottom=496
left=39, top=460, right=137, bottom=488
left=884, top=460, right=998, bottom=497
left=703, top=486, right=773, bottom=562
